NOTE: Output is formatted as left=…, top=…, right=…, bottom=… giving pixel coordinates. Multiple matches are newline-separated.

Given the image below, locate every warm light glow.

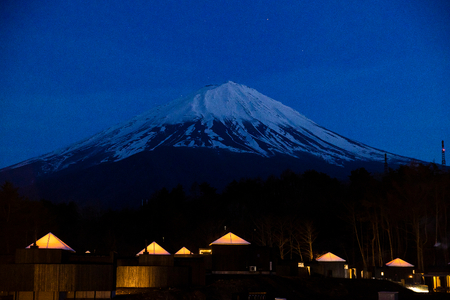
left=344, top=264, right=348, bottom=269
left=199, top=249, right=212, bottom=254
left=316, top=252, right=346, bottom=262
left=298, top=262, right=304, bottom=267
left=136, top=241, right=170, bottom=256
left=433, top=276, right=441, bottom=291
left=209, top=232, right=251, bottom=245
left=26, top=232, right=75, bottom=251
left=175, top=247, right=192, bottom=255
left=409, top=275, right=413, bottom=278
left=406, top=285, right=429, bottom=293
left=381, top=272, right=384, bottom=276
left=386, top=258, right=414, bottom=267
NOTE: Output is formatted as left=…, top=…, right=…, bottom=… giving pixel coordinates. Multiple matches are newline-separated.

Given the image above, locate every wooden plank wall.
left=34, top=265, right=115, bottom=291
left=211, top=245, right=250, bottom=271
left=138, top=255, right=174, bottom=266
left=0, top=264, right=114, bottom=292
left=15, top=249, right=64, bottom=264
left=74, top=265, right=115, bottom=291
left=0, top=265, right=34, bottom=291
left=116, top=266, right=188, bottom=288
left=174, top=256, right=206, bottom=286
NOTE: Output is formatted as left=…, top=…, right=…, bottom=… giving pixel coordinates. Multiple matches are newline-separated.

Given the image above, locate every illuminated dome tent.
left=386, top=258, right=414, bottom=267
left=313, top=252, right=348, bottom=278
left=316, top=252, right=346, bottom=262
left=26, top=232, right=75, bottom=252
left=209, top=232, right=251, bottom=272
left=136, top=241, right=170, bottom=256
left=175, top=247, right=192, bottom=255
left=209, top=232, right=251, bottom=245
left=384, top=258, right=415, bottom=283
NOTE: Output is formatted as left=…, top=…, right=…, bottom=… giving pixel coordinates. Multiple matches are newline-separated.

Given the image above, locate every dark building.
left=116, top=242, right=192, bottom=289
left=0, top=233, right=116, bottom=300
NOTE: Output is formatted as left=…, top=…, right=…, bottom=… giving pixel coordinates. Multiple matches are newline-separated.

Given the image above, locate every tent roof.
left=386, top=258, right=414, bottom=267
left=175, top=247, right=192, bottom=255
left=316, top=252, right=346, bottom=262
left=136, top=241, right=170, bottom=256
left=26, top=232, right=75, bottom=252
left=209, top=232, right=250, bottom=245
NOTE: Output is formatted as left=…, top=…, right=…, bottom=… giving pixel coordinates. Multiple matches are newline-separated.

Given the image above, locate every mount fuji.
left=0, top=81, right=413, bottom=207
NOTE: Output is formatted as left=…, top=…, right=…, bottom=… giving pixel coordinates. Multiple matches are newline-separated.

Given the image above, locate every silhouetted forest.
left=1, top=163, right=449, bottom=272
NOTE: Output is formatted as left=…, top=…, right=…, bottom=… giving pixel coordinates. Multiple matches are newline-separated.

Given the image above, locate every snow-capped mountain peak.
left=131, top=81, right=306, bottom=127
left=7, top=81, right=411, bottom=173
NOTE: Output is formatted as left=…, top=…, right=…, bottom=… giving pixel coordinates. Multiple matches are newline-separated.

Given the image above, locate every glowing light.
left=406, top=285, right=429, bottom=293
left=298, top=262, right=304, bottom=267
left=316, top=252, right=346, bottom=262
left=175, top=247, right=192, bottom=255
left=199, top=249, right=212, bottom=254
left=209, top=232, right=251, bottom=245
left=136, top=241, right=170, bottom=256
left=386, top=258, right=414, bottom=267
left=26, top=232, right=75, bottom=251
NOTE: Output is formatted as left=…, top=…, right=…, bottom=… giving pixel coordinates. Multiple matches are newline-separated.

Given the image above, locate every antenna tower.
left=442, top=140, right=446, bottom=166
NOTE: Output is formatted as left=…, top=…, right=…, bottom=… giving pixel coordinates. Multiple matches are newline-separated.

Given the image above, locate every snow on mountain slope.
left=7, top=81, right=411, bottom=173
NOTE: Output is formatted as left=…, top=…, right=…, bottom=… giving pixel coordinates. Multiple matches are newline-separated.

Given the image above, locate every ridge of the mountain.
left=3, top=81, right=411, bottom=175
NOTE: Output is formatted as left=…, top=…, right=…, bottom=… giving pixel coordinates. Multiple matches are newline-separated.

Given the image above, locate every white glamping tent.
left=26, top=232, right=75, bottom=252
left=386, top=258, right=414, bottom=267
left=315, top=252, right=347, bottom=278
left=136, top=241, right=170, bottom=256
left=175, top=247, right=193, bottom=255
left=316, top=252, right=346, bottom=262
left=209, top=232, right=251, bottom=245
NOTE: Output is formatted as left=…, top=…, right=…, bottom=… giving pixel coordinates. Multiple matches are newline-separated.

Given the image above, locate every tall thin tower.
left=443, top=140, right=446, bottom=166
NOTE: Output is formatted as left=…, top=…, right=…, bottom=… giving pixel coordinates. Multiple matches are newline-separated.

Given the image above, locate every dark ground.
left=115, top=275, right=450, bottom=300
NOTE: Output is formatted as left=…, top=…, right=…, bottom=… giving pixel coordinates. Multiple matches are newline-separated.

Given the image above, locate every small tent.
left=385, top=258, right=414, bottom=283
left=314, top=252, right=347, bottom=278
left=175, top=247, right=192, bottom=255
left=209, top=232, right=251, bottom=272
left=386, top=258, right=414, bottom=267
left=209, top=232, right=250, bottom=246
left=316, top=252, right=346, bottom=262
left=136, top=241, right=170, bottom=256
left=26, top=232, right=75, bottom=252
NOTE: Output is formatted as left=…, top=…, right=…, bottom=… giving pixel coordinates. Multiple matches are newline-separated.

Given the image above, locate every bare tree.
left=253, top=216, right=274, bottom=247
left=295, top=220, right=317, bottom=261
left=272, top=218, right=289, bottom=260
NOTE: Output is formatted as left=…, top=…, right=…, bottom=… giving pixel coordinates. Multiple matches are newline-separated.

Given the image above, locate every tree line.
left=1, top=163, right=449, bottom=272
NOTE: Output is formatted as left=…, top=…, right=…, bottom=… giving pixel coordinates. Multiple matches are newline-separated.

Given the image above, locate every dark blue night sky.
left=1, top=0, right=449, bottom=168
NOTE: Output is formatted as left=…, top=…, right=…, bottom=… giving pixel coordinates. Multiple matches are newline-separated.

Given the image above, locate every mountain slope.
left=0, top=82, right=414, bottom=207
left=5, top=81, right=411, bottom=175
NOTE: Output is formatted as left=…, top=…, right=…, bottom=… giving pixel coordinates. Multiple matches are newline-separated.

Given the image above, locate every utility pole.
left=442, top=140, right=446, bottom=166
